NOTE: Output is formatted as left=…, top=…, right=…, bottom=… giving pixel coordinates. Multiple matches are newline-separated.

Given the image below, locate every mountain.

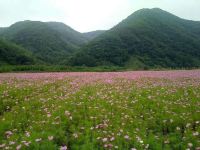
left=0, top=38, right=35, bottom=65
left=83, top=30, right=105, bottom=41
left=46, top=22, right=88, bottom=46
left=0, top=27, right=7, bottom=34
left=0, top=21, right=88, bottom=64
left=70, top=8, right=200, bottom=69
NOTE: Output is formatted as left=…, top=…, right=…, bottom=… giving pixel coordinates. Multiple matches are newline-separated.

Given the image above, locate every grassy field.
left=0, top=71, right=200, bottom=150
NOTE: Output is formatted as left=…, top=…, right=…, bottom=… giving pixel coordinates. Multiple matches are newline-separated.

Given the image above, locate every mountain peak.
left=135, top=8, right=166, bottom=13
left=70, top=8, right=200, bottom=68
left=131, top=7, right=173, bottom=17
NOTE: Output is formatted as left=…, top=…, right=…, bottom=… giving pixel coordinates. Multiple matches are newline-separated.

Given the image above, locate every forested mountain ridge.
left=0, top=21, right=89, bottom=64
left=0, top=8, right=200, bottom=69
left=69, top=8, right=200, bottom=69
left=0, top=38, right=35, bottom=65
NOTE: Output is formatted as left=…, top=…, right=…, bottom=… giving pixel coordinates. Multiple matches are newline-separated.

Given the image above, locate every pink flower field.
left=0, top=69, right=200, bottom=81
left=0, top=70, right=200, bottom=150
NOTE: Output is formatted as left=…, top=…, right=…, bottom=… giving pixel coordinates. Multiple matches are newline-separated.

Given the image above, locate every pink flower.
left=16, top=144, right=22, bottom=150
left=5, top=131, right=13, bottom=138
left=47, top=113, right=51, bottom=118
left=110, top=137, right=115, bottom=141
left=60, top=146, right=67, bottom=150
left=124, top=135, right=130, bottom=140
left=24, top=141, right=31, bottom=147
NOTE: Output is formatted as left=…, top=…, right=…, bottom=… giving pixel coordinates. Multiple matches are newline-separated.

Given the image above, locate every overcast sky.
left=0, top=0, right=200, bottom=32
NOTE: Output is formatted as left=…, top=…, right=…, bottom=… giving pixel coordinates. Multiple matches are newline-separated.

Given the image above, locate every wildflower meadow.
left=0, top=70, right=200, bottom=150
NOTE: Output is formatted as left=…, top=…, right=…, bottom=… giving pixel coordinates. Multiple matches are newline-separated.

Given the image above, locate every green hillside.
left=70, top=8, right=200, bottom=69
left=0, top=38, right=35, bottom=65
left=0, top=21, right=88, bottom=64
left=46, top=22, right=89, bottom=46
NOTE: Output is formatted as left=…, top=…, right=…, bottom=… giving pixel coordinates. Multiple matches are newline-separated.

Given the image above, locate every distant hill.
left=0, top=21, right=88, bottom=64
left=83, top=30, right=105, bottom=41
left=70, top=8, right=200, bottom=69
left=0, top=38, right=35, bottom=65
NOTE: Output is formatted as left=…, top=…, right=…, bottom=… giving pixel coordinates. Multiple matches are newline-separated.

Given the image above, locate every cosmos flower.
left=60, top=146, right=68, bottom=150
left=102, top=138, right=108, bottom=142
left=9, top=141, right=15, bottom=145
left=193, top=132, right=199, bottom=136
left=73, top=133, right=78, bottom=138
left=0, top=144, right=5, bottom=148
left=25, top=131, right=30, bottom=137
left=5, top=131, right=13, bottom=138
left=124, top=135, right=130, bottom=140
left=16, top=144, right=22, bottom=150
left=48, top=136, right=54, bottom=141
left=188, top=143, right=193, bottom=147
left=35, top=138, right=42, bottom=142
left=110, top=137, right=115, bottom=141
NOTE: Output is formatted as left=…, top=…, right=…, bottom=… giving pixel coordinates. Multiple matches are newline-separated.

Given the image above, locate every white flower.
left=9, top=141, right=15, bottom=145
left=139, top=140, right=143, bottom=144
left=102, top=138, right=108, bottom=142
left=193, top=132, right=199, bottom=136
left=176, top=127, right=180, bottom=131
left=25, top=131, right=30, bottom=137
left=73, top=133, right=78, bottom=138
left=188, top=143, right=193, bottom=147
left=163, top=120, right=167, bottom=123
left=186, top=123, right=191, bottom=128
left=0, top=144, right=5, bottom=148
left=65, top=111, right=71, bottom=116
left=35, top=138, right=42, bottom=142
left=48, top=136, right=54, bottom=141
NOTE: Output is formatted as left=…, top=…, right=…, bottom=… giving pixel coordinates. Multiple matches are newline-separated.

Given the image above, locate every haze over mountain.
left=0, top=27, right=7, bottom=34
left=83, top=30, right=106, bottom=41
left=0, top=21, right=89, bottom=64
left=70, top=8, right=200, bottom=69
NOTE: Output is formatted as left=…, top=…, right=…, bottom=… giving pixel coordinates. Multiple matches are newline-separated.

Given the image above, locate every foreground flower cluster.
left=0, top=70, right=200, bottom=150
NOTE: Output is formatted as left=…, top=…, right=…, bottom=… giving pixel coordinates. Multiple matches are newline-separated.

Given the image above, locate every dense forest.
left=0, top=38, right=35, bottom=65
left=69, top=8, right=200, bottom=69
